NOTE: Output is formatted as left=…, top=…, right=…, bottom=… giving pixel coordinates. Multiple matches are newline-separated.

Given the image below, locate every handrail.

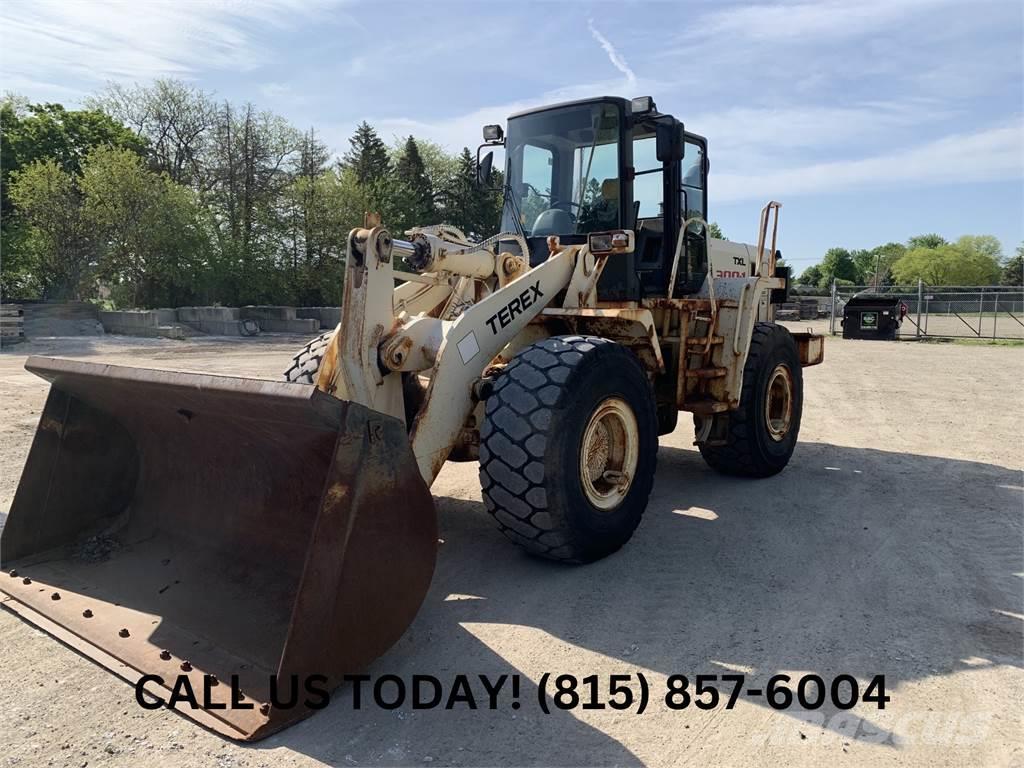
left=755, top=201, right=782, bottom=277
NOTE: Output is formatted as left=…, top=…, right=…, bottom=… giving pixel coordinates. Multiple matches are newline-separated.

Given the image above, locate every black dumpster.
left=841, top=295, right=907, bottom=340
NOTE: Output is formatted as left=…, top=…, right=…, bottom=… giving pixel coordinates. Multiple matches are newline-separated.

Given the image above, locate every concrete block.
left=100, top=310, right=159, bottom=329
left=175, top=306, right=239, bottom=323
left=154, top=308, right=178, bottom=325
left=187, top=318, right=259, bottom=336
left=254, top=318, right=319, bottom=334
left=99, top=310, right=196, bottom=339
left=296, top=307, right=341, bottom=329
left=240, top=305, right=297, bottom=321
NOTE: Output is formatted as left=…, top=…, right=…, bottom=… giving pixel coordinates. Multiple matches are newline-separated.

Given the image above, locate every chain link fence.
left=826, top=283, right=1024, bottom=340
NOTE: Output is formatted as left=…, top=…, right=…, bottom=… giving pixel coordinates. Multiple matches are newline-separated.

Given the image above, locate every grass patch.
left=918, top=336, right=1024, bottom=347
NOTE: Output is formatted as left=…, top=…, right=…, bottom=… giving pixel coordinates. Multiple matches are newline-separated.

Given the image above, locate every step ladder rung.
left=686, top=336, right=724, bottom=347
left=685, top=367, right=728, bottom=379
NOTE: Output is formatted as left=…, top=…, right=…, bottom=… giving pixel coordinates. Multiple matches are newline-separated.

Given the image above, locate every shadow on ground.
left=242, top=442, right=1022, bottom=765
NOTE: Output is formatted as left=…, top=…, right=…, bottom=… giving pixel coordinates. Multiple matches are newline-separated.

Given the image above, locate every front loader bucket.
left=0, top=356, right=437, bottom=740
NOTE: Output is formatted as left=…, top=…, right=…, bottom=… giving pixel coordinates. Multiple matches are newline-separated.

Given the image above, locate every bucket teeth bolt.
left=22, top=577, right=31, bottom=585
left=259, top=703, right=271, bottom=715
left=8, top=570, right=16, bottom=578
left=82, top=609, right=93, bottom=618
left=180, top=660, right=192, bottom=672
left=50, top=592, right=60, bottom=600
left=159, top=650, right=171, bottom=661
left=118, top=628, right=130, bottom=638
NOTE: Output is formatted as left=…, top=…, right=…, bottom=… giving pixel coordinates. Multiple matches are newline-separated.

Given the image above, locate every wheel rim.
left=579, top=397, right=639, bottom=511
left=764, top=364, right=794, bottom=442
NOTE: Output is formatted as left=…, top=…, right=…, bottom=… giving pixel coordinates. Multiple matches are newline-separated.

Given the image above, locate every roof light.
left=482, top=124, right=504, bottom=142
left=631, top=96, right=656, bottom=115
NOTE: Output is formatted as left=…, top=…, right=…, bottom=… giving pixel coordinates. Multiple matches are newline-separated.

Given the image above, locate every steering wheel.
left=549, top=198, right=580, bottom=222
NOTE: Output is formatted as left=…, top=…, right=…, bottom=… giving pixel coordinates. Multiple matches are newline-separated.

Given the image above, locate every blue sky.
left=2, top=0, right=1022, bottom=270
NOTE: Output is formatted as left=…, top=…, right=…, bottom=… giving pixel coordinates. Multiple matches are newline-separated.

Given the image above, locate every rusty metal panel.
left=792, top=331, right=825, bottom=366
left=1, top=357, right=437, bottom=740
left=538, top=307, right=665, bottom=373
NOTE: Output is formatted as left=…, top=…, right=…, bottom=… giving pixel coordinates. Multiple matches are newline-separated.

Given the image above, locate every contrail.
left=588, top=19, right=637, bottom=87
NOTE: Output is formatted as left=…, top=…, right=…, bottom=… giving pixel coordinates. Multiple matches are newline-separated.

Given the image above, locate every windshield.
left=501, top=102, right=621, bottom=237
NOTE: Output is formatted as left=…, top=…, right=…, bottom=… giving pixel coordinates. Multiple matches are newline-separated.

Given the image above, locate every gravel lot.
left=1, top=329, right=1021, bottom=767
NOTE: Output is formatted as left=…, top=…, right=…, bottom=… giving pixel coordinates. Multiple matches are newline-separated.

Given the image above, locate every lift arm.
left=316, top=227, right=586, bottom=485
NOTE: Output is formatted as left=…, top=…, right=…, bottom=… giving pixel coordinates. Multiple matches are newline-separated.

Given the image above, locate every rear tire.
left=479, top=335, right=658, bottom=563
left=697, top=322, right=802, bottom=477
left=284, top=327, right=336, bottom=384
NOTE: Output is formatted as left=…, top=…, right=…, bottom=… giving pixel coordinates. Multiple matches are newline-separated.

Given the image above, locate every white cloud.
left=713, top=123, right=1024, bottom=202
left=689, top=0, right=952, bottom=43
left=324, top=76, right=660, bottom=158
left=687, top=100, right=956, bottom=166
left=588, top=19, right=637, bottom=87
left=0, top=0, right=346, bottom=93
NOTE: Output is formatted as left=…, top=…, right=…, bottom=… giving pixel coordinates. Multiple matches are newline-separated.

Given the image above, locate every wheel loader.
left=1, top=96, right=823, bottom=740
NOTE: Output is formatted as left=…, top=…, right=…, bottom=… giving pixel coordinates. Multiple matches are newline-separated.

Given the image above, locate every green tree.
left=280, top=165, right=364, bottom=305
left=437, top=147, right=502, bottom=239
left=342, top=121, right=391, bottom=186
left=854, top=242, right=906, bottom=287
left=818, top=247, right=859, bottom=287
left=89, top=79, right=215, bottom=186
left=81, top=146, right=206, bottom=307
left=707, top=221, right=725, bottom=239
left=998, top=243, right=1023, bottom=286
left=7, top=159, right=96, bottom=299
left=392, top=137, right=457, bottom=199
left=891, top=238, right=1001, bottom=286
left=390, top=136, right=436, bottom=233
left=956, top=234, right=1002, bottom=262
left=280, top=127, right=332, bottom=298
left=204, top=102, right=300, bottom=304
left=906, top=233, right=946, bottom=250
left=1, top=97, right=147, bottom=297
left=797, top=264, right=823, bottom=286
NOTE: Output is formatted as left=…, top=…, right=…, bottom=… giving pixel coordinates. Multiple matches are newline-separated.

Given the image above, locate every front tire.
left=697, top=322, right=802, bottom=477
left=479, top=335, right=658, bottom=563
left=284, top=327, right=336, bottom=384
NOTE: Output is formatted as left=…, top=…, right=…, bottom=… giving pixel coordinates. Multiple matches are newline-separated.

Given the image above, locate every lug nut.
left=82, top=609, right=93, bottom=618
left=159, top=650, right=171, bottom=661
left=259, top=703, right=270, bottom=715
left=180, top=660, right=192, bottom=672
left=118, top=628, right=130, bottom=638
left=22, top=577, right=31, bottom=585
left=8, top=569, right=17, bottom=578
left=207, top=676, right=219, bottom=686
left=50, top=592, right=60, bottom=601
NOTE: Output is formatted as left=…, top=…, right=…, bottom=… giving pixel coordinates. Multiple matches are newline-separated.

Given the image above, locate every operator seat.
left=531, top=208, right=574, bottom=236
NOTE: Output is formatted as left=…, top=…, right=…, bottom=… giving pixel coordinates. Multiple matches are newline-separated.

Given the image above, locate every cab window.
left=682, top=140, right=705, bottom=220
left=632, top=135, right=663, bottom=219
left=519, top=144, right=554, bottom=229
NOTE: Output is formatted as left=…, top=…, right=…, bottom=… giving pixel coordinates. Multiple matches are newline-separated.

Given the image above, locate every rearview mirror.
left=476, top=151, right=494, bottom=187
left=656, top=121, right=684, bottom=163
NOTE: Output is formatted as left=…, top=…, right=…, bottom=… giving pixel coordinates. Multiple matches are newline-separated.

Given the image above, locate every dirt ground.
left=0, top=328, right=1021, bottom=767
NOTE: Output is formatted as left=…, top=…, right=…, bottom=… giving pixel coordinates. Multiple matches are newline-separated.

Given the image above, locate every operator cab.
left=479, top=96, right=710, bottom=301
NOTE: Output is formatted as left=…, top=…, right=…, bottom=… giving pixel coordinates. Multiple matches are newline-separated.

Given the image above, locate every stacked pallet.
left=776, top=302, right=801, bottom=320
left=0, top=304, right=25, bottom=344
left=799, top=298, right=819, bottom=320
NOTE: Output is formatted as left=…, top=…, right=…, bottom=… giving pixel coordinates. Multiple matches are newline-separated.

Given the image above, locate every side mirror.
left=476, top=151, right=494, bottom=187
left=656, top=121, right=684, bottom=163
